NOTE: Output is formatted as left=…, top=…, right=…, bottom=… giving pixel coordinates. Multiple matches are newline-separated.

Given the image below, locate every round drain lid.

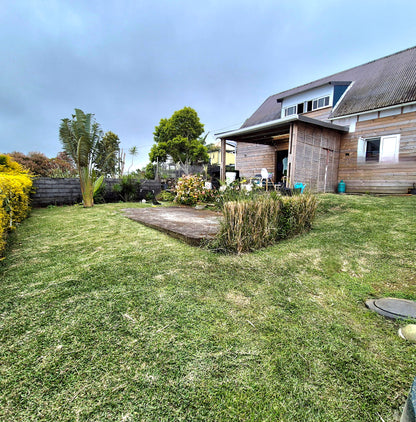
left=366, top=298, right=416, bottom=320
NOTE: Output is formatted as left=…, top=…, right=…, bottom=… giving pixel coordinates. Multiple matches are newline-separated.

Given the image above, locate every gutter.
left=331, top=100, right=416, bottom=121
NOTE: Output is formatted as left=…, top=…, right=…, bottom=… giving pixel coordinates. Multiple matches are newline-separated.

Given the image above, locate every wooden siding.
left=236, top=143, right=276, bottom=179
left=291, top=122, right=341, bottom=192
left=303, top=106, right=332, bottom=121
left=338, top=111, right=416, bottom=193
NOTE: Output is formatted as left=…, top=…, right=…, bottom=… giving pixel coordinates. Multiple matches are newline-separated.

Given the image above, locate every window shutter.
left=357, top=137, right=366, bottom=162
left=380, top=135, right=400, bottom=162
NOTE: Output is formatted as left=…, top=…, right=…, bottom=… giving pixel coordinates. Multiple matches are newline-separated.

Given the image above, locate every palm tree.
left=59, top=109, right=104, bottom=207
left=128, top=146, right=138, bottom=173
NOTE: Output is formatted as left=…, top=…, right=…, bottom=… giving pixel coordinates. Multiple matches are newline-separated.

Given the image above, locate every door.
left=275, top=150, right=289, bottom=183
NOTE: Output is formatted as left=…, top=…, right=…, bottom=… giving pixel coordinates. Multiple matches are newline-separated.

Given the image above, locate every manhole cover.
left=366, top=298, right=416, bottom=320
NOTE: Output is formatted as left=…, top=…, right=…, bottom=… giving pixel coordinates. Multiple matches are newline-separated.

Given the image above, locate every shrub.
left=174, top=174, right=207, bottom=206
left=113, top=175, right=141, bottom=202
left=158, top=190, right=176, bottom=202
left=212, top=193, right=317, bottom=253
left=9, top=151, right=77, bottom=178
left=0, top=155, right=33, bottom=256
left=213, top=182, right=264, bottom=209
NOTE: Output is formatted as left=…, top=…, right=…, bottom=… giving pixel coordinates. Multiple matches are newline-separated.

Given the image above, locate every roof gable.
left=242, top=46, right=416, bottom=128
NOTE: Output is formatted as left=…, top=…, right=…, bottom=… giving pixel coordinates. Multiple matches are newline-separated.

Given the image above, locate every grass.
left=0, top=195, right=416, bottom=421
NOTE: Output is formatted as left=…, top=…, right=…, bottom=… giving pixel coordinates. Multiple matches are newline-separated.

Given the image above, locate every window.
left=365, top=138, right=380, bottom=161
left=284, top=105, right=297, bottom=117
left=357, top=135, right=400, bottom=163
left=283, top=95, right=331, bottom=117
left=312, top=95, right=330, bottom=111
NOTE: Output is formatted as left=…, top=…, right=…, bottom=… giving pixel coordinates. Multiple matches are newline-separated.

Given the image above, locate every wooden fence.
left=31, top=178, right=162, bottom=207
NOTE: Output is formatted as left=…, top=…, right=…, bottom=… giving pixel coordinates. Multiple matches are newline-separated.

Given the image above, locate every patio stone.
left=122, top=206, right=221, bottom=246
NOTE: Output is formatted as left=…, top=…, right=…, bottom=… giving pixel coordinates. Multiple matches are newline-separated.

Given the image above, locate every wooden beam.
left=220, top=138, right=226, bottom=183
left=271, top=133, right=290, bottom=140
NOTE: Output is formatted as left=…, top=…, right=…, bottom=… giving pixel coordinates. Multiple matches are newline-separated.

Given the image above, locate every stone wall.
left=31, top=178, right=162, bottom=207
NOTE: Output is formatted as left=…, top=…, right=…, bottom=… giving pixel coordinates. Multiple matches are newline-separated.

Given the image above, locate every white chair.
left=261, top=168, right=270, bottom=190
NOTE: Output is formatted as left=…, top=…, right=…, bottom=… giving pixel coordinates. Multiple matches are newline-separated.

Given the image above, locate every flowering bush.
left=174, top=174, right=214, bottom=206
left=0, top=155, right=33, bottom=257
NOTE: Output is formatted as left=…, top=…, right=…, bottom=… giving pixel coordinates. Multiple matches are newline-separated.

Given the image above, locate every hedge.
left=0, top=155, right=33, bottom=257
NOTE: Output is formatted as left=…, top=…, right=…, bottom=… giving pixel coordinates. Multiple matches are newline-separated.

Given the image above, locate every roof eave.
left=215, top=115, right=348, bottom=139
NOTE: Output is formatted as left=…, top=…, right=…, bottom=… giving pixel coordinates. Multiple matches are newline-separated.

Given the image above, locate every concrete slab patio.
left=122, top=206, right=221, bottom=245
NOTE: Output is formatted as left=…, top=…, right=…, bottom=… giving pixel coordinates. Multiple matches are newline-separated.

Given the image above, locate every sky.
left=1, top=0, right=416, bottom=170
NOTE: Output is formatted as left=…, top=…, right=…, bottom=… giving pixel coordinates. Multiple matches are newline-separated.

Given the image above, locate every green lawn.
left=1, top=195, right=416, bottom=421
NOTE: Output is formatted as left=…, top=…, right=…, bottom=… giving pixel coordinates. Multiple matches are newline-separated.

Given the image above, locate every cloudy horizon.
left=1, top=0, right=416, bottom=169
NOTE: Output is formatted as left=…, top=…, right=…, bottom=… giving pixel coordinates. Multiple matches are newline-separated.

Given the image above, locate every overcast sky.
left=1, top=0, right=416, bottom=169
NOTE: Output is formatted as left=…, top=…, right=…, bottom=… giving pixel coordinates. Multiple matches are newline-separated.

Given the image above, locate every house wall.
left=291, top=122, right=341, bottom=192
left=281, top=84, right=333, bottom=117
left=236, top=143, right=276, bottom=179
left=303, top=106, right=332, bottom=121
left=209, top=149, right=235, bottom=166
left=338, top=111, right=416, bottom=193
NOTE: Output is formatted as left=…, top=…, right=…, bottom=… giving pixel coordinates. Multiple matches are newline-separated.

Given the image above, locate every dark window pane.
left=366, top=139, right=380, bottom=161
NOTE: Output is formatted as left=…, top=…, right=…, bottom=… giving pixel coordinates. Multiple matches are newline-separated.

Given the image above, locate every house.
left=208, top=140, right=236, bottom=167
left=215, top=46, right=416, bottom=193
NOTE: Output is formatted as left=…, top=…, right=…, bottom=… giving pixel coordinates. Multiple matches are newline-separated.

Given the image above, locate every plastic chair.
left=293, top=182, right=306, bottom=194
left=261, top=168, right=273, bottom=190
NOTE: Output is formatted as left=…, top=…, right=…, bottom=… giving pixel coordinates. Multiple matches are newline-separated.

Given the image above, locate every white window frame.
left=357, top=134, right=400, bottom=163
left=283, top=95, right=331, bottom=117
left=311, top=95, right=330, bottom=111
left=284, top=105, right=297, bottom=117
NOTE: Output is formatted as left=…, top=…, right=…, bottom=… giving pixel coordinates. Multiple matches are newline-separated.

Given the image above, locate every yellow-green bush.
left=0, top=155, right=33, bottom=256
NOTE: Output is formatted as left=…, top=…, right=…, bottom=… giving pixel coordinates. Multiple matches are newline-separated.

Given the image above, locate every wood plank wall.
left=291, top=122, right=341, bottom=192
left=303, top=107, right=332, bottom=121
left=338, top=111, right=416, bottom=193
left=235, top=143, right=276, bottom=179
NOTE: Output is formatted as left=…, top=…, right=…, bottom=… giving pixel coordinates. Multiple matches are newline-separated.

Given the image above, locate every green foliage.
left=59, top=109, right=103, bottom=207
left=113, top=174, right=141, bottom=202
left=158, top=190, right=176, bottom=202
left=94, top=131, right=120, bottom=177
left=144, top=163, right=155, bottom=180
left=174, top=174, right=212, bottom=206
left=212, top=193, right=318, bottom=253
left=149, top=107, right=209, bottom=171
left=213, top=182, right=264, bottom=209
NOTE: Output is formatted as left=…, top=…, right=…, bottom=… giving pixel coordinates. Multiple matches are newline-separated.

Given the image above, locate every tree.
left=94, top=131, right=120, bottom=177
left=50, top=151, right=77, bottom=177
left=59, top=109, right=104, bottom=207
left=149, top=107, right=209, bottom=174
left=9, top=151, right=77, bottom=177
left=128, top=146, right=138, bottom=173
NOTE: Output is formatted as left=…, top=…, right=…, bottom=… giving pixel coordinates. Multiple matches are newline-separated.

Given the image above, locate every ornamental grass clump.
left=0, top=155, right=33, bottom=256
left=212, top=193, right=317, bottom=253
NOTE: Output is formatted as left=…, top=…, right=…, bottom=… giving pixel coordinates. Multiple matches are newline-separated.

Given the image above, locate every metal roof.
left=241, top=46, right=416, bottom=128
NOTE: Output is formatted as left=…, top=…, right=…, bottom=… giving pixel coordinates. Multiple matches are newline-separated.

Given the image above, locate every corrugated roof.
left=241, top=46, right=416, bottom=128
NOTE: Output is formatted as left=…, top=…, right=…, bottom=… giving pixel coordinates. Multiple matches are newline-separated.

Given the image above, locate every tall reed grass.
left=212, top=193, right=317, bottom=253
